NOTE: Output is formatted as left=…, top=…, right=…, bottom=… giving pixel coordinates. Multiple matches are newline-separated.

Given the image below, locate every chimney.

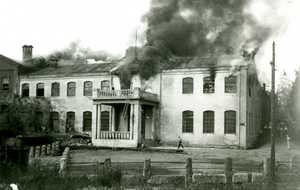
left=22, top=45, right=33, bottom=63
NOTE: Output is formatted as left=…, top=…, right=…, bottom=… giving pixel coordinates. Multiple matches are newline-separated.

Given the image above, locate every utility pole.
left=270, top=41, right=276, bottom=180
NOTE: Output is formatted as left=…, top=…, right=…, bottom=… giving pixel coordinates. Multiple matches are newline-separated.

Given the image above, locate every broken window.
left=2, top=77, right=9, bottom=90
left=83, top=111, right=92, bottom=131
left=225, top=76, right=237, bottom=93
left=67, top=82, right=76, bottom=96
left=66, top=111, right=75, bottom=133
left=203, top=76, right=215, bottom=93
left=203, top=111, right=214, bottom=133
left=36, top=83, right=44, bottom=97
left=100, top=111, right=110, bottom=131
left=22, top=83, right=29, bottom=97
left=224, top=110, right=236, bottom=134
left=182, top=110, right=193, bottom=133
left=84, top=81, right=93, bottom=96
left=101, top=80, right=110, bottom=91
left=182, top=77, right=193, bottom=94
left=51, top=82, right=60, bottom=97
left=49, top=112, right=59, bottom=132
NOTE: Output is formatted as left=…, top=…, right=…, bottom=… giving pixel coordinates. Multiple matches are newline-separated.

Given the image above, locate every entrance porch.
left=92, top=88, right=159, bottom=148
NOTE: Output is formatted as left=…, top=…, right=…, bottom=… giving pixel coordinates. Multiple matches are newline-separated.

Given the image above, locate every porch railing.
left=99, top=131, right=131, bottom=140
left=95, top=88, right=159, bottom=102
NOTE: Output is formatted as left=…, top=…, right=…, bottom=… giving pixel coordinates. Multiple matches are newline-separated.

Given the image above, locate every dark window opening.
left=67, top=82, right=76, bottom=96
left=225, top=76, right=237, bottom=93
left=100, top=111, right=110, bottom=131
left=22, top=83, right=29, bottom=97
left=49, top=112, right=59, bottom=132
left=182, top=111, right=193, bottom=133
left=83, top=111, right=92, bottom=131
left=2, top=77, right=9, bottom=90
left=203, top=76, right=215, bottom=93
left=84, top=81, right=93, bottom=96
left=182, top=77, right=193, bottom=94
left=66, top=112, right=75, bottom=133
left=203, top=111, right=214, bottom=133
left=51, top=82, right=60, bottom=96
left=36, top=83, right=44, bottom=97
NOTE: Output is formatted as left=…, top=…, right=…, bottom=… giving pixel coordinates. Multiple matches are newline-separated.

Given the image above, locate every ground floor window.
left=66, top=112, right=75, bottom=133
left=49, top=112, right=59, bottom=132
left=203, top=111, right=214, bottom=133
left=182, top=111, right=193, bottom=133
left=224, top=110, right=236, bottom=134
left=100, top=111, right=110, bottom=131
left=83, top=111, right=92, bottom=131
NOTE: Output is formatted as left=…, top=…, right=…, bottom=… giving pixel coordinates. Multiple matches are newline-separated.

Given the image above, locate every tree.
left=288, top=70, right=300, bottom=132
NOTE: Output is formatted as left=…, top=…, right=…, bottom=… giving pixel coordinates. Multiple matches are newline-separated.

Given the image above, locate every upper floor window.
left=182, top=110, right=193, bottom=133
left=51, top=82, right=60, bottom=97
left=100, top=111, right=110, bottom=131
left=224, top=110, right=236, bottom=134
left=84, top=81, right=93, bottom=96
left=203, top=76, right=215, bottom=93
left=182, top=77, right=193, bottom=94
left=36, top=83, right=44, bottom=97
left=67, top=82, right=76, bottom=96
left=101, top=80, right=110, bottom=91
left=225, top=76, right=237, bottom=93
left=22, top=83, right=29, bottom=97
left=1, top=77, right=9, bottom=90
left=83, top=111, right=92, bottom=131
left=203, top=111, right=214, bottom=133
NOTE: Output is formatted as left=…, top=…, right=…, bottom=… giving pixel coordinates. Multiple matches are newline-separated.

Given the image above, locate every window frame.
left=203, top=110, right=215, bottom=133
left=1, top=77, right=9, bottom=91
left=225, top=76, right=237, bottom=93
left=203, top=76, right=215, bottom=93
left=49, top=112, right=59, bottom=132
left=66, top=111, right=75, bottom=133
left=51, top=82, right=60, bottom=97
left=182, top=110, right=193, bottom=133
left=83, top=111, right=92, bottom=131
left=224, top=110, right=237, bottom=134
left=67, top=82, right=76, bottom=96
left=83, top=81, right=93, bottom=96
left=36, top=83, right=45, bottom=97
left=101, top=80, right=110, bottom=91
left=100, top=111, right=110, bottom=131
left=182, top=77, right=193, bottom=94
left=22, top=83, right=29, bottom=97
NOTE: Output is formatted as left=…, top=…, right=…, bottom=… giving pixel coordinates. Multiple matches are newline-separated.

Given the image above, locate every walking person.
left=177, top=136, right=184, bottom=151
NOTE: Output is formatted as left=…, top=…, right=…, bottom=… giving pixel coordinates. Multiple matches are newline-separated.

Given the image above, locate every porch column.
left=130, top=104, right=134, bottom=139
left=98, top=104, right=102, bottom=139
left=151, top=106, right=156, bottom=139
left=111, top=106, right=115, bottom=132
left=93, top=104, right=98, bottom=140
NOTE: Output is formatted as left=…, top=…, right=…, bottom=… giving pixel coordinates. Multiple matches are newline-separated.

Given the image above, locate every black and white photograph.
left=0, top=0, right=299, bottom=189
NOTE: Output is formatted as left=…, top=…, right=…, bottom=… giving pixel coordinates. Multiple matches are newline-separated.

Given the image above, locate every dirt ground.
left=70, top=139, right=300, bottom=164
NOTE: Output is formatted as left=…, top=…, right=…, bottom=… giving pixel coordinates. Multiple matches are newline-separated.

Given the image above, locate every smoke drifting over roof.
left=144, top=0, right=271, bottom=57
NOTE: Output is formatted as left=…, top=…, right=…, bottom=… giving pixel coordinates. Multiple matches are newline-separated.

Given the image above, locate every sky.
left=0, top=0, right=299, bottom=86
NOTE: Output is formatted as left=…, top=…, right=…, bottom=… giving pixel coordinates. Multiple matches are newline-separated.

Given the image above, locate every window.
left=101, top=80, right=110, bottom=91
left=22, top=83, right=29, bottom=97
left=49, top=112, right=59, bottom=132
left=51, top=82, right=60, bottom=96
left=36, top=112, right=43, bottom=131
left=83, top=111, right=92, bottom=131
left=224, top=111, right=236, bottom=134
left=84, top=81, right=93, bottom=96
left=225, top=76, right=237, bottom=93
left=67, top=82, right=76, bottom=96
left=182, top=77, right=193, bottom=94
left=100, top=111, right=110, bottom=131
left=203, top=76, right=215, bottom=93
left=182, top=111, right=193, bottom=133
left=203, top=111, right=214, bottom=133
left=66, top=112, right=75, bottom=133
left=36, top=83, right=44, bottom=97
left=1, top=77, right=9, bottom=90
